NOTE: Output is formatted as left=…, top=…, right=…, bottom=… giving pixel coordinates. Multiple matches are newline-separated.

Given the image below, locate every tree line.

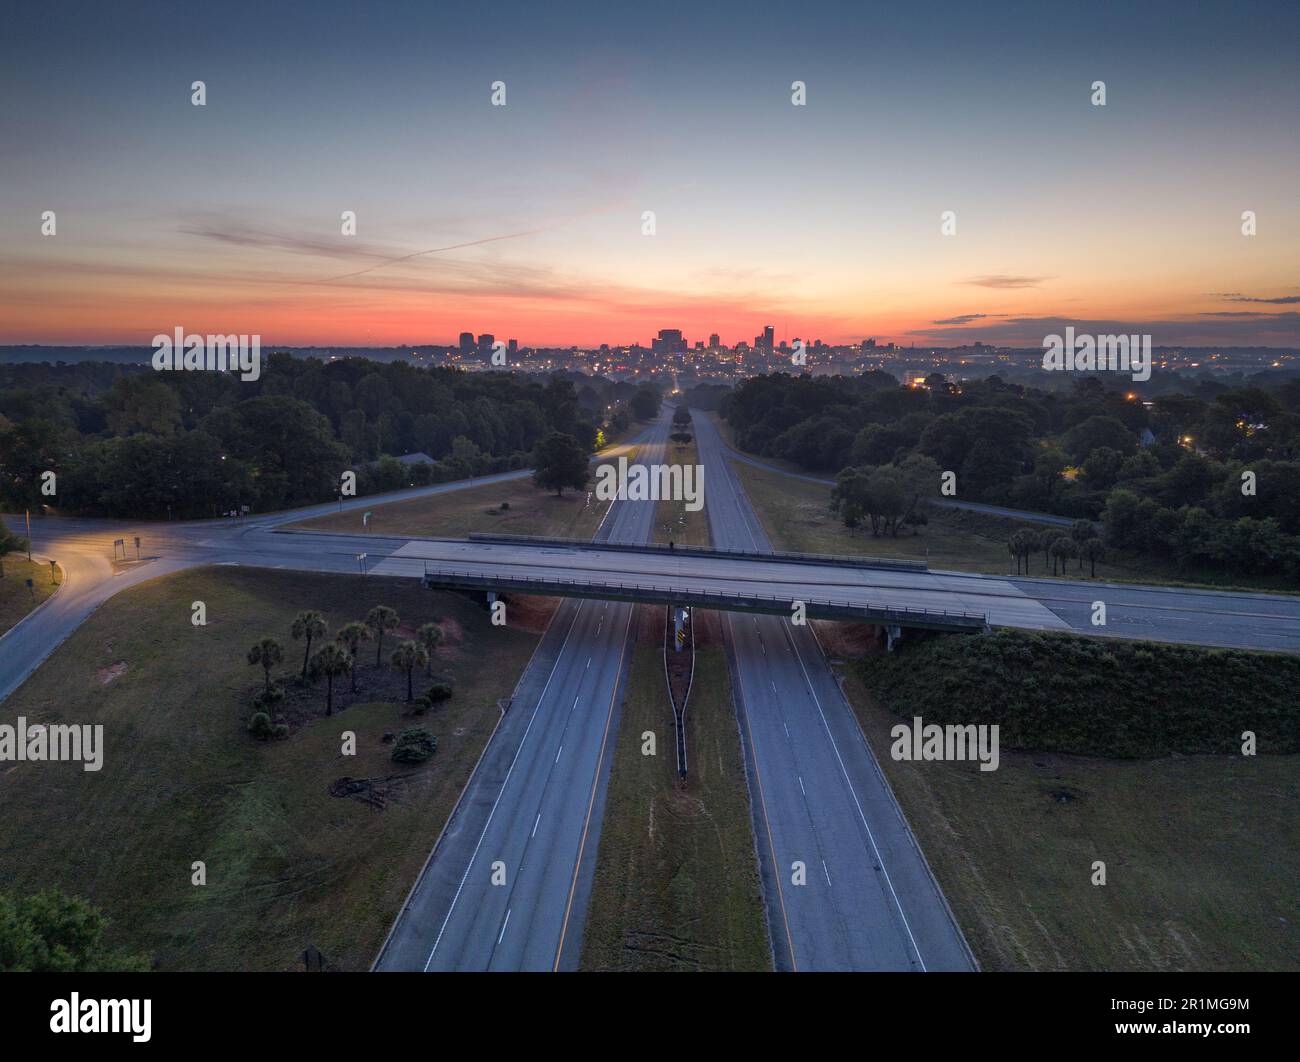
left=0, top=357, right=663, bottom=519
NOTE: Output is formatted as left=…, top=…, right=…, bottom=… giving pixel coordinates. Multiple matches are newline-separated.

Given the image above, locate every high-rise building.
left=508, top=338, right=518, bottom=355
left=763, top=324, right=775, bottom=351
left=708, top=333, right=720, bottom=348
left=655, top=328, right=686, bottom=353
left=459, top=332, right=474, bottom=353
left=477, top=333, right=495, bottom=354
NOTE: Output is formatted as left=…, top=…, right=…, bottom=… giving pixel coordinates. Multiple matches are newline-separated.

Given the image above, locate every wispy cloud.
left=959, top=275, right=1051, bottom=290
left=1214, top=292, right=1300, bottom=305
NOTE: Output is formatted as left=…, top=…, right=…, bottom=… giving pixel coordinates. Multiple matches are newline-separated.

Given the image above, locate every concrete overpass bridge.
left=339, top=531, right=1068, bottom=635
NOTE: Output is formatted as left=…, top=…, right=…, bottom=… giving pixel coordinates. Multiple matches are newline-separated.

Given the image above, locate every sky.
left=1, top=0, right=1298, bottom=349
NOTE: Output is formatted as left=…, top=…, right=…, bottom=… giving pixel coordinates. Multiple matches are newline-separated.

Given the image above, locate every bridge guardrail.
left=466, top=533, right=928, bottom=572
left=421, top=565, right=986, bottom=632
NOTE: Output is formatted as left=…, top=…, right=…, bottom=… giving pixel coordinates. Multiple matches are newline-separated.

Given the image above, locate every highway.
left=695, top=412, right=975, bottom=970
left=372, top=414, right=670, bottom=970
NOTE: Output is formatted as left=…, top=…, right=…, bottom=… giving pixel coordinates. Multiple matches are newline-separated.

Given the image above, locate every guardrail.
left=421, top=565, right=986, bottom=632
left=466, top=532, right=928, bottom=572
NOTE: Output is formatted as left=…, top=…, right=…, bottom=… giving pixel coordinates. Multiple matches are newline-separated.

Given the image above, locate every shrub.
left=500, top=501, right=510, bottom=510
left=253, top=685, right=284, bottom=711
left=391, top=728, right=437, bottom=764
left=423, top=682, right=453, bottom=704
left=248, top=712, right=274, bottom=740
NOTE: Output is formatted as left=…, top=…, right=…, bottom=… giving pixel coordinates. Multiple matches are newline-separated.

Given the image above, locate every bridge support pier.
left=885, top=624, right=903, bottom=652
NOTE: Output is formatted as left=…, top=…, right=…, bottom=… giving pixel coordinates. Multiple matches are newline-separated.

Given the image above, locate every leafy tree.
left=390, top=640, right=429, bottom=702
left=246, top=637, right=283, bottom=695
left=630, top=385, right=661, bottom=421
left=309, top=643, right=352, bottom=716
left=532, top=431, right=589, bottom=496
left=417, top=622, right=444, bottom=677
left=0, top=526, right=27, bottom=578
left=1069, top=519, right=1096, bottom=545
left=335, top=621, right=371, bottom=692
left=365, top=605, right=400, bottom=667
left=291, top=610, right=328, bottom=680
left=0, top=888, right=149, bottom=972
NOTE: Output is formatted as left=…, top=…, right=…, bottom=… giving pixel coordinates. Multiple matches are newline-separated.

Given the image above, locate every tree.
left=417, top=622, right=444, bottom=677
left=1049, top=535, right=1078, bottom=576
left=335, top=621, right=371, bottom=692
left=1040, top=529, right=1067, bottom=571
left=531, top=431, right=589, bottom=496
left=0, top=526, right=26, bottom=579
left=365, top=605, right=400, bottom=667
left=0, top=888, right=149, bottom=972
left=1008, top=530, right=1038, bottom=575
left=310, top=643, right=352, bottom=716
left=291, top=610, right=328, bottom=680
left=630, top=385, right=661, bottom=421
left=246, top=638, right=283, bottom=695
left=390, top=640, right=429, bottom=702
left=1080, top=537, right=1105, bottom=577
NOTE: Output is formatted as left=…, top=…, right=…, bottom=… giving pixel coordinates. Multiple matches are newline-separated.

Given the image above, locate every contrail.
left=308, top=226, right=553, bottom=284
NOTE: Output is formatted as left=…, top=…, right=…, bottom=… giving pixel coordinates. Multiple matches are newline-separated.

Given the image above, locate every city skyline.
left=2, top=1, right=1298, bottom=350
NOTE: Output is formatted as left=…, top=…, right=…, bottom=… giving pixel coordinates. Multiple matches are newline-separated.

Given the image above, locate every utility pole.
left=25, top=510, right=32, bottom=561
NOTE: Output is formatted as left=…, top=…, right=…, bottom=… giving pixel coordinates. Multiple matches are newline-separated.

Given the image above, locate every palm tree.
left=291, top=610, right=328, bottom=680
left=417, top=622, right=444, bottom=677
left=335, top=621, right=371, bottom=693
left=1080, top=537, right=1105, bottom=578
left=310, top=643, right=352, bottom=716
left=246, top=638, right=283, bottom=695
left=365, top=605, right=399, bottom=668
left=390, top=640, right=429, bottom=702
left=1049, top=536, right=1078, bottom=576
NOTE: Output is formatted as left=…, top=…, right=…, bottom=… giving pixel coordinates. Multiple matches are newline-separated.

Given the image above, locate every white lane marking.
left=822, top=860, right=832, bottom=886
left=586, top=657, right=591, bottom=670
left=782, top=623, right=928, bottom=972
left=571, top=695, right=579, bottom=713
left=420, top=601, right=585, bottom=970
left=532, top=814, right=541, bottom=837
left=497, top=909, right=511, bottom=944
left=784, top=723, right=790, bottom=738
left=555, top=744, right=563, bottom=764
left=798, top=776, right=806, bottom=795
left=770, top=680, right=777, bottom=693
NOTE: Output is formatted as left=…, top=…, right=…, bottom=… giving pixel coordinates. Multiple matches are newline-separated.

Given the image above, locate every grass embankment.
left=0, top=555, right=60, bottom=637
left=0, top=567, right=540, bottom=971
left=289, top=447, right=639, bottom=540
left=735, top=458, right=1296, bottom=591
left=828, top=629, right=1299, bottom=970
left=653, top=433, right=709, bottom=547
left=581, top=610, right=770, bottom=971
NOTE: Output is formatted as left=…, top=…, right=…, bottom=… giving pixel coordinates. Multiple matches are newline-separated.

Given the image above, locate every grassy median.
left=0, top=566, right=540, bottom=971
left=581, top=613, right=770, bottom=971
left=653, top=433, right=709, bottom=547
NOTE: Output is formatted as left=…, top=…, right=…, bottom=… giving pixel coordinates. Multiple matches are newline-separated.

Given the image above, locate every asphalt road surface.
left=695, top=412, right=975, bottom=971
left=373, top=414, right=670, bottom=970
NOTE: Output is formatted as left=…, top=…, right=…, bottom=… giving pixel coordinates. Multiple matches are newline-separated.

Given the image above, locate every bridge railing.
left=421, top=565, right=986, bottom=631
left=465, top=532, right=928, bottom=572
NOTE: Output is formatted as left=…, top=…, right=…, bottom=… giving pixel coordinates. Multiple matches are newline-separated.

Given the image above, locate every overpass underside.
left=421, top=567, right=988, bottom=633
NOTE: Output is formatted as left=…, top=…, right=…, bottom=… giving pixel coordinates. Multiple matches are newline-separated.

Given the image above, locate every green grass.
left=735, top=457, right=1298, bottom=591
left=0, top=555, right=60, bottom=637
left=653, top=434, right=709, bottom=547
left=834, top=661, right=1298, bottom=970
left=0, top=566, right=540, bottom=971
left=581, top=628, right=771, bottom=971
left=289, top=445, right=640, bottom=540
